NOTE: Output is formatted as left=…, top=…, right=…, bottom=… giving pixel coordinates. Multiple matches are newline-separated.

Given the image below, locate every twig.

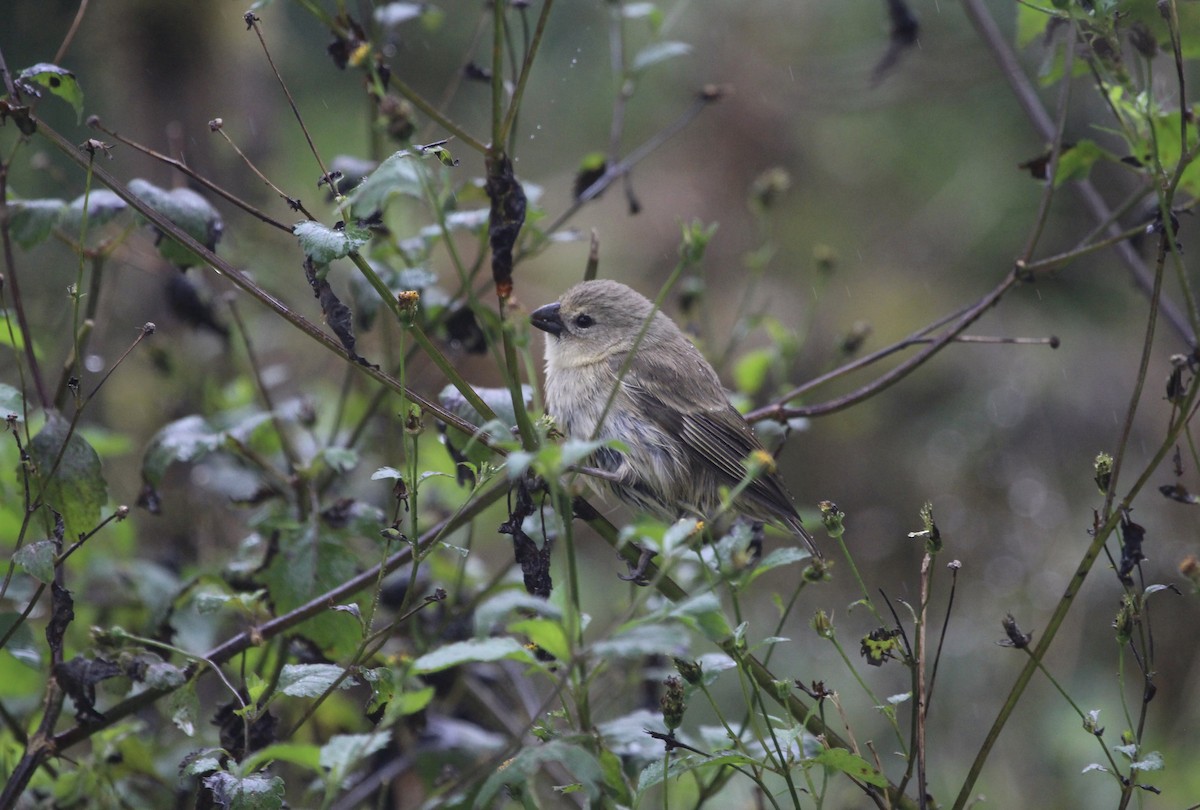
left=89, top=117, right=294, bottom=232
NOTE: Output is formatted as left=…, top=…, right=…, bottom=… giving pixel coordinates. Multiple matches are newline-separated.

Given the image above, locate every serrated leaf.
left=410, top=637, right=533, bottom=674
left=262, top=527, right=360, bottom=656
left=812, top=748, right=888, bottom=787
left=128, top=179, right=223, bottom=267
left=292, top=221, right=370, bottom=265
left=16, top=63, right=84, bottom=122
left=277, top=663, right=358, bottom=697
left=632, top=41, right=692, bottom=72
left=202, top=771, right=285, bottom=810
left=60, top=189, right=128, bottom=233
left=13, top=540, right=57, bottom=584
left=0, top=612, right=42, bottom=669
left=8, top=199, right=66, bottom=248
left=29, top=413, right=107, bottom=541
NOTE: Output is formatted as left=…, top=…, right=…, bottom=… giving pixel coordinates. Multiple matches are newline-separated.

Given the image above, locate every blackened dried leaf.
left=47, top=581, right=73, bottom=657
left=443, top=304, right=487, bottom=354
left=320, top=498, right=356, bottom=528
left=1118, top=513, right=1147, bottom=585
left=1000, top=613, right=1032, bottom=649
left=213, top=692, right=277, bottom=762
left=485, top=155, right=527, bottom=299
left=573, top=158, right=608, bottom=201
left=304, top=259, right=378, bottom=369
left=327, top=13, right=368, bottom=70
left=54, top=655, right=121, bottom=723
left=1160, top=483, right=1200, bottom=504
left=165, top=273, right=228, bottom=338
left=499, top=481, right=551, bottom=597
left=137, top=482, right=162, bottom=515
left=1018, top=143, right=1075, bottom=181
left=859, top=627, right=902, bottom=666
left=871, top=0, right=919, bottom=85
left=461, top=61, right=492, bottom=81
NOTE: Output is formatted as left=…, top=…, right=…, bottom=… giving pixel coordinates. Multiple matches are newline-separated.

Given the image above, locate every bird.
left=529, top=278, right=817, bottom=557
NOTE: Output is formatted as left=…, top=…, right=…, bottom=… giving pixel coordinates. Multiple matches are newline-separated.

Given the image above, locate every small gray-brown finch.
left=530, top=279, right=817, bottom=557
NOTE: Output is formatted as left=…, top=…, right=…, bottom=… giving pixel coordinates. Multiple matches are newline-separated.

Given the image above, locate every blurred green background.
left=3, top=1, right=1199, bottom=807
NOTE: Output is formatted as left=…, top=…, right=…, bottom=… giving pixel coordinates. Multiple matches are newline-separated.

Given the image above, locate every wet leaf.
left=632, top=41, right=692, bottom=72
left=128, top=179, right=223, bottom=267
left=293, top=221, right=370, bottom=265
left=60, top=189, right=128, bottom=233
left=16, top=63, right=84, bottom=122
left=29, top=413, right=107, bottom=541
left=8, top=199, right=66, bottom=249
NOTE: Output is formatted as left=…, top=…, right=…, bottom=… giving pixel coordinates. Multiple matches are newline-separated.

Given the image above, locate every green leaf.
left=319, top=446, right=359, bottom=473
left=277, top=663, right=358, bottom=697
left=475, top=590, right=562, bottom=636
left=141, top=415, right=224, bottom=490
left=292, top=221, right=370, bottom=265
left=591, top=623, right=686, bottom=659
left=12, top=540, right=57, bottom=584
left=411, top=637, right=533, bottom=674
left=0, top=384, right=24, bottom=422
left=1053, top=140, right=1112, bottom=187
left=476, top=740, right=604, bottom=807
left=29, top=413, right=107, bottom=541
left=733, top=347, right=774, bottom=396
left=262, top=525, right=361, bottom=656
left=319, top=732, right=391, bottom=783
left=812, top=748, right=888, bottom=787
left=128, top=179, right=223, bottom=267
left=631, top=41, right=692, bottom=72
left=347, top=149, right=424, bottom=217
left=508, top=618, right=571, bottom=662
left=201, top=771, right=285, bottom=810
left=8, top=199, right=66, bottom=248
left=439, top=383, right=533, bottom=429
left=60, top=189, right=128, bottom=233
left=241, top=742, right=322, bottom=773
left=0, top=612, right=42, bottom=669
left=16, top=63, right=84, bottom=122
left=1016, top=5, right=1056, bottom=49
left=667, top=592, right=732, bottom=642
left=742, top=546, right=811, bottom=588
left=169, top=681, right=200, bottom=736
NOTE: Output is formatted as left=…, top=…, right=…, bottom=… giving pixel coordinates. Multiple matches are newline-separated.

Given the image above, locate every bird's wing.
left=617, top=351, right=804, bottom=526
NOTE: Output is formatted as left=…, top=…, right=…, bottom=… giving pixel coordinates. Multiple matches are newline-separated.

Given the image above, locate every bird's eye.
left=573, top=314, right=594, bottom=329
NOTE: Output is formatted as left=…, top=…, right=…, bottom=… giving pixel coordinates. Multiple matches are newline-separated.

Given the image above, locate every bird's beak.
left=530, top=302, right=564, bottom=337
